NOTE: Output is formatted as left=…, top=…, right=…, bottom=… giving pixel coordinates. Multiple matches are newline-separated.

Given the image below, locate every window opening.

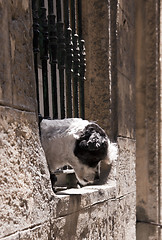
left=32, top=0, right=86, bottom=120
left=32, top=0, right=86, bottom=190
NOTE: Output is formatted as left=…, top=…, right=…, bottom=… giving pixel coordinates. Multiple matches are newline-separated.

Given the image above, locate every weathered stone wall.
left=0, top=0, right=136, bottom=239
left=0, top=1, right=55, bottom=239
left=82, top=0, right=111, bottom=135
left=82, top=0, right=136, bottom=239
left=136, top=0, right=162, bottom=239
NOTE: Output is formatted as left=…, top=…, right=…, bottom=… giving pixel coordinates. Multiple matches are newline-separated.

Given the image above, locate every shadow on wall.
left=50, top=195, right=82, bottom=239
left=64, top=195, right=82, bottom=238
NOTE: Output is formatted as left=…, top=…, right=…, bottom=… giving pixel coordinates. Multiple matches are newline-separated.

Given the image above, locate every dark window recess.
left=32, top=0, right=86, bottom=121
left=32, top=0, right=86, bottom=190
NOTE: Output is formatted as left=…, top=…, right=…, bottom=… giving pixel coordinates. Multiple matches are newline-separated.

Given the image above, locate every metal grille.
left=32, top=0, right=86, bottom=120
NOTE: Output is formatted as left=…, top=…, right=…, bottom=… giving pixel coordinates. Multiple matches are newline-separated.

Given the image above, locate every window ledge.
left=54, top=181, right=116, bottom=218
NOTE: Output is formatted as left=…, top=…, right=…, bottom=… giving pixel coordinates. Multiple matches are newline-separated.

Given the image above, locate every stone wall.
left=82, top=0, right=136, bottom=239
left=0, top=1, right=54, bottom=239
left=0, top=0, right=136, bottom=239
left=136, top=0, right=162, bottom=239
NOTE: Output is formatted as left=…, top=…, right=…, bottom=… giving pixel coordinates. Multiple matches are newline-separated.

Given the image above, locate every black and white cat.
left=40, top=118, right=118, bottom=186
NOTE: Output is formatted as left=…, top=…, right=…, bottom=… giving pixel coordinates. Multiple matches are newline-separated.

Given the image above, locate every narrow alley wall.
left=0, top=1, right=136, bottom=239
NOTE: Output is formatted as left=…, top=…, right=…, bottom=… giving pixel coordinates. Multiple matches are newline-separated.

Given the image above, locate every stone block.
left=117, top=0, right=135, bottom=80
left=117, top=1, right=135, bottom=138
left=19, top=221, right=50, bottom=240
left=0, top=0, right=36, bottom=112
left=55, top=183, right=116, bottom=218
left=111, top=192, right=136, bottom=240
left=51, top=201, right=109, bottom=240
left=136, top=0, right=160, bottom=224
left=117, top=73, right=135, bottom=138
left=50, top=191, right=136, bottom=240
left=82, top=0, right=111, bottom=133
left=116, top=137, right=136, bottom=197
left=1, top=222, right=51, bottom=240
left=0, top=106, right=54, bottom=238
left=136, top=222, right=161, bottom=240
left=0, top=233, right=19, bottom=240
left=0, top=1, right=12, bottom=105
left=9, top=1, right=36, bottom=111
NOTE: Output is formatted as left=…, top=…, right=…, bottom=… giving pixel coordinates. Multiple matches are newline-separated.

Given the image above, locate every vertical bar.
left=56, top=0, right=66, bottom=119
left=77, top=0, right=85, bottom=119
left=71, top=0, right=76, bottom=35
left=79, top=39, right=86, bottom=119
left=32, top=0, right=40, bottom=114
left=73, top=34, right=80, bottom=117
left=39, top=0, right=49, bottom=118
left=48, top=0, right=53, bottom=13
left=48, top=0, right=58, bottom=119
left=77, top=0, right=82, bottom=39
left=56, top=0, right=62, bottom=22
left=33, top=0, right=85, bottom=122
left=71, top=0, right=80, bottom=117
left=64, top=0, right=73, bottom=117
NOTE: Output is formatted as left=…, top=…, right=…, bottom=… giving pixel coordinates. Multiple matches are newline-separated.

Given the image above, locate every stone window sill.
left=54, top=181, right=116, bottom=217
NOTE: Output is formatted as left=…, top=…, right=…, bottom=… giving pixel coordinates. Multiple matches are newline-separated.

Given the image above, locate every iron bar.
left=71, top=0, right=80, bottom=117
left=39, top=0, right=49, bottom=118
left=64, top=0, right=73, bottom=117
left=56, top=0, right=66, bottom=119
left=48, top=0, right=58, bottom=119
left=77, top=0, right=85, bottom=119
left=32, top=0, right=40, bottom=115
left=77, top=0, right=82, bottom=39
left=73, top=33, right=80, bottom=118
left=32, top=0, right=85, bottom=121
left=79, top=39, right=86, bottom=119
left=71, top=0, right=76, bottom=35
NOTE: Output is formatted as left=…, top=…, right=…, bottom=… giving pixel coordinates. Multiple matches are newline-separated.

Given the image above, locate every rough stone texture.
left=136, top=0, right=161, bottom=229
left=82, top=0, right=135, bottom=140
left=82, top=0, right=111, bottom=135
left=117, top=0, right=135, bottom=139
left=52, top=185, right=116, bottom=240
left=55, top=183, right=116, bottom=218
left=0, top=106, right=54, bottom=238
left=0, top=1, right=55, bottom=239
left=1, top=233, right=20, bottom=240
left=160, top=1, right=162, bottom=228
left=1, top=222, right=50, bottom=240
left=81, top=0, right=136, bottom=239
left=136, top=222, right=162, bottom=240
left=0, top=0, right=37, bottom=112
left=135, top=0, right=162, bottom=238
left=116, top=137, right=136, bottom=197
left=19, top=221, right=51, bottom=240
left=50, top=191, right=135, bottom=240
left=52, top=201, right=109, bottom=240
left=112, top=192, right=136, bottom=240
left=0, top=1, right=12, bottom=105
left=1, top=181, right=135, bottom=239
